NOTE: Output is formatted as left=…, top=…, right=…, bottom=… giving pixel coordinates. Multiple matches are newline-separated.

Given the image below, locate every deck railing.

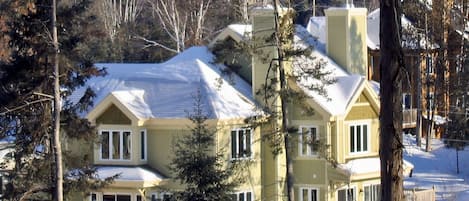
left=403, top=109, right=417, bottom=129
left=404, top=187, right=435, bottom=201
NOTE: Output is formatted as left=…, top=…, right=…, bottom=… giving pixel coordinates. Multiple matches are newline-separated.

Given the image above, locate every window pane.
left=311, top=128, right=318, bottom=153
left=91, top=193, right=97, bottom=201
left=246, top=192, right=252, bottom=201
left=357, top=126, right=362, bottom=152
left=311, top=189, right=317, bottom=201
left=136, top=195, right=142, bottom=201
left=350, top=126, right=355, bottom=153
left=141, top=131, right=146, bottom=160
left=230, top=194, right=237, bottom=201
left=301, top=128, right=308, bottom=155
left=348, top=188, right=355, bottom=201
left=123, top=131, right=131, bottom=160
left=364, top=186, right=370, bottom=201
left=112, top=131, right=120, bottom=159
left=101, top=131, right=109, bottom=159
left=302, top=189, right=308, bottom=201
left=363, top=125, right=368, bottom=151
left=239, top=192, right=245, bottom=201
left=103, top=195, right=115, bottom=201
left=338, top=189, right=346, bottom=201
left=116, top=195, right=131, bottom=201
left=231, top=131, right=237, bottom=158
left=245, top=129, right=251, bottom=157
left=239, top=130, right=244, bottom=157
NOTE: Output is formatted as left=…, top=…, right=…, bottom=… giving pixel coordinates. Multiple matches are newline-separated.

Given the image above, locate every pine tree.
left=0, top=0, right=112, bottom=200
left=170, top=91, right=238, bottom=201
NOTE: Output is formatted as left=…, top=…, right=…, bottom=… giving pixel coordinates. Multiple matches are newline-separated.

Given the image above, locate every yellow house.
left=71, top=48, right=265, bottom=201
left=72, top=5, right=413, bottom=201
left=207, top=5, right=409, bottom=201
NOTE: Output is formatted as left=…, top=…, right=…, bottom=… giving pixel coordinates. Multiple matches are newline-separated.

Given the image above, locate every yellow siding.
left=349, top=15, right=367, bottom=75
left=327, top=16, right=348, bottom=70
left=96, top=104, right=131, bottom=125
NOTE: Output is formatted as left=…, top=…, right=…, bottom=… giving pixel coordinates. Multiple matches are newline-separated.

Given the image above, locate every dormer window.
left=100, top=130, right=131, bottom=160
left=349, top=123, right=369, bottom=154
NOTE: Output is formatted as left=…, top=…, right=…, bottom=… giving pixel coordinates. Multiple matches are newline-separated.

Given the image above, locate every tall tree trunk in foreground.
left=379, top=0, right=404, bottom=200
left=52, top=0, right=63, bottom=200
left=272, top=1, right=294, bottom=200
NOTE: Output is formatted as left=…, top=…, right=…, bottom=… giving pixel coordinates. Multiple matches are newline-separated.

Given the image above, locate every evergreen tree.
left=0, top=0, right=113, bottom=200
left=170, top=91, right=238, bottom=201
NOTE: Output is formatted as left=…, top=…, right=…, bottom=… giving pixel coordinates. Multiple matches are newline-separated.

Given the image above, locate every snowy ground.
left=404, top=134, right=469, bottom=201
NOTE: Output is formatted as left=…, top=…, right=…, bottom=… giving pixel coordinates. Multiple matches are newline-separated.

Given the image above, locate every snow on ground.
left=404, top=134, right=469, bottom=201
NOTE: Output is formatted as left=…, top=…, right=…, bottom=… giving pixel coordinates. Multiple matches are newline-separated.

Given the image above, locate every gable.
left=96, top=104, right=132, bottom=125
left=345, top=91, right=378, bottom=121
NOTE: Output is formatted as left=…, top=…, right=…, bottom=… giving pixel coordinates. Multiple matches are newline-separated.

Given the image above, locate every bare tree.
left=52, top=0, right=63, bottom=200
left=99, top=0, right=144, bottom=41
left=379, top=0, right=404, bottom=200
left=143, top=0, right=214, bottom=53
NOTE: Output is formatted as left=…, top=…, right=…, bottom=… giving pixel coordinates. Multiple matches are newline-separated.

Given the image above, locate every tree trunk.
left=379, top=0, right=404, bottom=201
left=272, top=1, right=294, bottom=200
left=52, top=0, right=63, bottom=200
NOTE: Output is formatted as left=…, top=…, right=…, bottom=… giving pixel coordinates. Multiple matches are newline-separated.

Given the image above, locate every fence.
left=404, top=186, right=435, bottom=201
left=403, top=109, right=417, bottom=129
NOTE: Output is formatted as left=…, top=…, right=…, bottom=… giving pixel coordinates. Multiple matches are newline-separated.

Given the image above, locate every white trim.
left=151, top=192, right=172, bottom=201
left=299, top=187, right=319, bottom=201
left=102, top=192, right=133, bottom=201
left=337, top=185, right=357, bottom=201
left=230, top=127, right=253, bottom=160
left=232, top=190, right=254, bottom=201
left=348, top=121, right=371, bottom=154
left=140, top=129, right=147, bottom=161
left=363, top=183, right=381, bottom=201
left=99, top=129, right=132, bottom=161
left=89, top=192, right=98, bottom=201
left=298, top=125, right=319, bottom=157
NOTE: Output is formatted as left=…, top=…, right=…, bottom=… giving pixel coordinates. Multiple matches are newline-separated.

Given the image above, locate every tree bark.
left=379, top=0, right=404, bottom=200
left=52, top=0, right=63, bottom=200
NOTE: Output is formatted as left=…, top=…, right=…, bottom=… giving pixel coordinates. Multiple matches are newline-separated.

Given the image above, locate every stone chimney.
left=325, top=7, right=368, bottom=77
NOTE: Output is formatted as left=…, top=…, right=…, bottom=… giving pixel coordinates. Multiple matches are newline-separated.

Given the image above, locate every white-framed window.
left=89, top=193, right=97, bottom=201
left=231, top=191, right=253, bottom=201
left=402, top=93, right=411, bottom=110
left=136, top=194, right=142, bottom=201
left=140, top=129, right=147, bottom=161
left=364, top=184, right=381, bottom=201
left=102, top=193, right=131, bottom=201
left=349, top=123, right=369, bottom=154
left=151, top=192, right=172, bottom=201
left=100, top=130, right=132, bottom=160
left=231, top=128, right=252, bottom=159
left=298, top=126, right=319, bottom=156
left=427, top=92, right=434, bottom=110
left=299, top=187, right=319, bottom=201
left=426, top=56, right=433, bottom=74
left=337, top=186, right=356, bottom=201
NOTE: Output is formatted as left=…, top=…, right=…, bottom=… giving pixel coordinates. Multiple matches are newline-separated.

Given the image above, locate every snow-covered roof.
left=305, top=17, right=326, bottom=52
left=367, top=8, right=439, bottom=50
left=95, top=166, right=166, bottom=182
left=295, top=25, right=365, bottom=116
left=339, top=157, right=414, bottom=177
left=227, top=24, right=252, bottom=38
left=70, top=46, right=262, bottom=120
left=212, top=23, right=374, bottom=116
